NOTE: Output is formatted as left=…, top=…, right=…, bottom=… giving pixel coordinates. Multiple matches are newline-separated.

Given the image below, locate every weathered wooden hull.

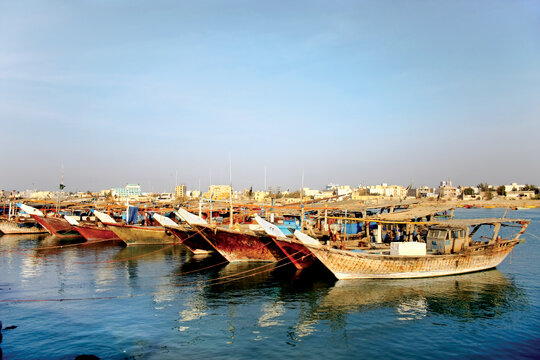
left=305, top=240, right=519, bottom=279
left=194, top=225, right=283, bottom=262
left=0, top=219, right=47, bottom=235
left=74, top=225, right=121, bottom=243
left=272, top=238, right=315, bottom=270
left=30, top=215, right=81, bottom=238
left=165, top=226, right=217, bottom=254
left=106, top=223, right=177, bottom=246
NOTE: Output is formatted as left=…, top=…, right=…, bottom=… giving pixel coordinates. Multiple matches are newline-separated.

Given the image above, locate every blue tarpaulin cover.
left=127, top=206, right=139, bottom=224
left=342, top=222, right=361, bottom=234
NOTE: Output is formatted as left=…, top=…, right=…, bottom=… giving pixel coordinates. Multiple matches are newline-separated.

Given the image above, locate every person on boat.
left=395, top=228, right=402, bottom=241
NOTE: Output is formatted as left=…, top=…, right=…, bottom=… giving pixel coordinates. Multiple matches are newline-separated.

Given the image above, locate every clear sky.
left=1, top=1, right=539, bottom=193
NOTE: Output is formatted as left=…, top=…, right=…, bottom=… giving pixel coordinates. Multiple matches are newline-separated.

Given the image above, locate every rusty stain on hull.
left=30, top=215, right=81, bottom=238
left=195, top=225, right=284, bottom=262
left=272, top=238, right=315, bottom=270
left=165, top=225, right=218, bottom=254
left=74, top=225, right=121, bottom=242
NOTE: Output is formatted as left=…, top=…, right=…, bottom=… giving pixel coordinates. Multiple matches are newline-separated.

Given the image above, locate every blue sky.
left=1, top=1, right=539, bottom=193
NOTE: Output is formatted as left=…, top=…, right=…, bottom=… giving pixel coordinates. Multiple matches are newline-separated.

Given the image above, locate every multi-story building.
left=113, top=184, right=142, bottom=198
left=175, top=184, right=186, bottom=198
left=203, top=185, right=232, bottom=200
left=416, top=186, right=437, bottom=198
left=254, top=191, right=268, bottom=202
left=367, top=184, right=407, bottom=198
left=438, top=185, right=459, bottom=199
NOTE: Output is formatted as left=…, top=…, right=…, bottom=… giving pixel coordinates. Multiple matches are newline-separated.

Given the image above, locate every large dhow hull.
left=30, top=214, right=81, bottom=238
left=0, top=219, right=47, bottom=235
left=105, top=223, right=177, bottom=246
left=305, top=240, right=519, bottom=279
left=74, top=225, right=121, bottom=243
left=272, top=238, right=315, bottom=270
left=164, top=225, right=218, bottom=254
left=194, top=225, right=284, bottom=262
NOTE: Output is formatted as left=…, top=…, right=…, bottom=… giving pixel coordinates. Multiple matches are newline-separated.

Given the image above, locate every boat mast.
left=56, top=163, right=64, bottom=216
left=300, top=168, right=304, bottom=232
left=209, top=170, right=212, bottom=225
left=229, top=154, right=233, bottom=228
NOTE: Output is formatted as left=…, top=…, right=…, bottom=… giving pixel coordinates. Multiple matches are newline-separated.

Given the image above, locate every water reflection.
left=286, top=270, right=526, bottom=339
left=167, top=261, right=526, bottom=343
left=113, top=244, right=189, bottom=264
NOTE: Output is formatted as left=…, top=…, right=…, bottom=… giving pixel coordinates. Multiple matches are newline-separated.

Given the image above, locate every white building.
left=504, top=183, right=525, bottom=194
left=113, top=184, right=142, bottom=198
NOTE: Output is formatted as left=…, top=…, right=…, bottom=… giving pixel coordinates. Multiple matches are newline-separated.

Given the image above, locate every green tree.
left=477, top=183, right=489, bottom=192
left=523, top=184, right=539, bottom=195
left=485, top=189, right=494, bottom=200
left=496, top=186, right=506, bottom=196
left=463, top=187, right=474, bottom=196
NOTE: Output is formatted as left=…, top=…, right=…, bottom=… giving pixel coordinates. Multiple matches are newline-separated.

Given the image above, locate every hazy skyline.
left=1, top=1, right=539, bottom=193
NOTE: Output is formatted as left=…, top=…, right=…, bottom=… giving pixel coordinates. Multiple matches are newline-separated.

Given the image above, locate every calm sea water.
left=1, top=208, right=539, bottom=359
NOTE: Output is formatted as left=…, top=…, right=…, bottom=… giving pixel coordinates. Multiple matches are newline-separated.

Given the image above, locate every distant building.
left=254, top=191, right=268, bottom=202
left=113, top=184, right=142, bottom=198
left=158, top=193, right=173, bottom=200
left=438, top=184, right=459, bottom=199
left=267, top=185, right=281, bottom=194
left=314, top=190, right=336, bottom=200
left=504, top=183, right=525, bottom=194
left=506, top=190, right=535, bottom=199
left=203, top=185, right=232, bottom=200
left=302, top=188, right=321, bottom=197
left=175, top=184, right=186, bottom=198
left=326, top=183, right=339, bottom=190
left=29, top=191, right=53, bottom=200
left=367, top=184, right=407, bottom=198
left=415, top=186, right=437, bottom=198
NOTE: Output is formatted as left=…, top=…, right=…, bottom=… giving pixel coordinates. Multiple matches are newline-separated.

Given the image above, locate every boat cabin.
left=426, top=226, right=468, bottom=254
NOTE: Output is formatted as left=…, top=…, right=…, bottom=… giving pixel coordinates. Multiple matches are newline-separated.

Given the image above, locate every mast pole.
left=56, top=163, right=64, bottom=216
left=300, top=168, right=304, bottom=232
left=229, top=154, right=233, bottom=228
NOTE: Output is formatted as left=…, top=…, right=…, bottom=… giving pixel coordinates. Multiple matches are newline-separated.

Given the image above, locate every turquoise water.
left=1, top=208, right=539, bottom=359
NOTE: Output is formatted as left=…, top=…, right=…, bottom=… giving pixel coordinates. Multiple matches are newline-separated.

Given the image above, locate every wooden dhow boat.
left=64, top=210, right=121, bottom=243
left=176, top=208, right=283, bottom=262
left=104, top=222, right=177, bottom=246
left=102, top=209, right=178, bottom=246
left=156, top=212, right=217, bottom=255
left=0, top=218, right=47, bottom=235
left=17, top=203, right=81, bottom=238
left=254, top=215, right=317, bottom=270
left=295, top=218, right=530, bottom=279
